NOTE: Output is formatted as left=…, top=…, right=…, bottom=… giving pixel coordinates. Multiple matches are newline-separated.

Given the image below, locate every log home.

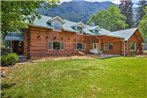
left=5, top=15, right=144, bottom=58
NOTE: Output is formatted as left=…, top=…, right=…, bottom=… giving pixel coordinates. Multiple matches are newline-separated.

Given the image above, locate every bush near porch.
left=1, top=57, right=147, bottom=98
left=1, top=53, right=19, bottom=66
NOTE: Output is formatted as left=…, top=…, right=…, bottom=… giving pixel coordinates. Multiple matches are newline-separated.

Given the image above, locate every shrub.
left=1, top=53, right=19, bottom=66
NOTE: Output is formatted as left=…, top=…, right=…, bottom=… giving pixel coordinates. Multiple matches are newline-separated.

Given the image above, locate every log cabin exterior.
left=5, top=15, right=144, bottom=58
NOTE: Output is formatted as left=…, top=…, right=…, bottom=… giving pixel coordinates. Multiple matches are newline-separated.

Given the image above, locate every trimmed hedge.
left=1, top=53, right=19, bottom=66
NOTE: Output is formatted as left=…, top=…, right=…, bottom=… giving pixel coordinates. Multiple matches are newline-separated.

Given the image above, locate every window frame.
left=74, top=42, right=86, bottom=50
left=48, top=41, right=64, bottom=50
left=104, top=43, right=113, bottom=50
left=130, top=42, right=136, bottom=51
left=76, top=26, right=83, bottom=34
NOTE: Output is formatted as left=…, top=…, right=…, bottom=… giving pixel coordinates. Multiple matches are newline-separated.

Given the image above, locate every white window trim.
left=48, top=41, right=65, bottom=50
left=130, top=42, right=136, bottom=51
left=74, top=42, right=78, bottom=50
left=60, top=42, right=65, bottom=50
left=83, top=43, right=86, bottom=50
left=48, top=41, right=53, bottom=50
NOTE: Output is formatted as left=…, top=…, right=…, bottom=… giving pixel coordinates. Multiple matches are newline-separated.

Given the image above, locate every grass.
left=1, top=57, right=147, bottom=98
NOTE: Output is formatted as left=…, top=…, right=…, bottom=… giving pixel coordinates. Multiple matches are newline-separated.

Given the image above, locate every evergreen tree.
left=135, top=0, right=147, bottom=26
left=139, top=6, right=147, bottom=49
left=119, top=0, right=134, bottom=28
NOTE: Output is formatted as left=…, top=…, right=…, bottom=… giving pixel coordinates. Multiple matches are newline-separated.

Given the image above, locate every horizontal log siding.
left=27, top=27, right=90, bottom=58
left=23, top=26, right=144, bottom=58
left=100, top=36, right=122, bottom=55
left=127, top=30, right=144, bottom=55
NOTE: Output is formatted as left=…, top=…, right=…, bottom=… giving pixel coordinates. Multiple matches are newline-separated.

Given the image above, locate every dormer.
left=47, top=16, right=65, bottom=32
left=89, top=26, right=101, bottom=35
left=72, top=22, right=85, bottom=34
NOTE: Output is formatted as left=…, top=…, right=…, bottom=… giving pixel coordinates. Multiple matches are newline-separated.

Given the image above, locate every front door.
left=93, top=43, right=98, bottom=50
left=91, top=43, right=99, bottom=54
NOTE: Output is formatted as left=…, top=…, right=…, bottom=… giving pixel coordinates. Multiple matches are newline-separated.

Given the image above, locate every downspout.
left=90, top=37, right=91, bottom=50
left=99, top=38, right=101, bottom=54
left=123, top=41, right=125, bottom=56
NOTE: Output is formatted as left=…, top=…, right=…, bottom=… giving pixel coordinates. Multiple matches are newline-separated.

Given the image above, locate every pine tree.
left=119, top=0, right=134, bottom=28
left=135, top=0, right=147, bottom=26
left=139, top=6, right=147, bottom=49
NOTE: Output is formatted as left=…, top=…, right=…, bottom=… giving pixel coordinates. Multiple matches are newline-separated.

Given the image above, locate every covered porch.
left=4, top=32, right=23, bottom=55
left=89, top=35, right=123, bottom=56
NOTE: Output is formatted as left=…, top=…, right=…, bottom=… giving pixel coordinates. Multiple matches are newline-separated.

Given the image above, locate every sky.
left=60, top=0, right=141, bottom=7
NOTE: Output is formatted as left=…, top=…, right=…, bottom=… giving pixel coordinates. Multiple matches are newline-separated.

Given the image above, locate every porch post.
left=98, top=38, right=101, bottom=54
left=10, top=41, right=13, bottom=53
left=123, top=41, right=125, bottom=56
left=90, top=37, right=91, bottom=50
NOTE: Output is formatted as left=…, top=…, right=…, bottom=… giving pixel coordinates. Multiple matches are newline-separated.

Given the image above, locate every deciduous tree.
left=87, top=5, right=128, bottom=31
left=1, top=0, right=59, bottom=37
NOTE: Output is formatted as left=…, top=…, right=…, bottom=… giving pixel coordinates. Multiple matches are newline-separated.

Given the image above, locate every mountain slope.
left=37, top=1, right=115, bottom=23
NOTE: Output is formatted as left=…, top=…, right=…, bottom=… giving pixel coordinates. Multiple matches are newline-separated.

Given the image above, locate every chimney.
left=90, top=22, right=95, bottom=27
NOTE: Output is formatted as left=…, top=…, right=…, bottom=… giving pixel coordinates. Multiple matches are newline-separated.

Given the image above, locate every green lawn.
left=1, top=57, right=147, bottom=98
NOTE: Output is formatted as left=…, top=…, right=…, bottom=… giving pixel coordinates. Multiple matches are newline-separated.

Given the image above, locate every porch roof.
left=5, top=32, right=23, bottom=41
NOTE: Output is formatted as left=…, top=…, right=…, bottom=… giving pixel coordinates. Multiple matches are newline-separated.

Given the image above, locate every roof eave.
left=28, top=24, right=52, bottom=30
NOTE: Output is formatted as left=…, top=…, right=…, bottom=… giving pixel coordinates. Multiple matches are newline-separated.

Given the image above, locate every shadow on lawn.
left=1, top=83, right=16, bottom=90
left=1, top=83, right=24, bottom=98
left=99, top=56, right=120, bottom=60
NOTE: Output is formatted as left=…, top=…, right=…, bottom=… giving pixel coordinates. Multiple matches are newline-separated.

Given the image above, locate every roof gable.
left=129, top=29, right=144, bottom=42
left=47, top=16, right=65, bottom=24
left=110, top=28, right=138, bottom=41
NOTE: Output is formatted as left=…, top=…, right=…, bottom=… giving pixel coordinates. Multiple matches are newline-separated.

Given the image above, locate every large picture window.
left=130, top=42, right=136, bottom=51
left=104, top=43, right=113, bottom=50
left=48, top=41, right=64, bottom=50
left=74, top=43, right=86, bottom=50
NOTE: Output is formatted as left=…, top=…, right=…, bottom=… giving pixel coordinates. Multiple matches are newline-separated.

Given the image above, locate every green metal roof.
left=109, top=28, right=138, bottom=40
left=5, top=32, right=23, bottom=41
left=29, top=15, right=138, bottom=41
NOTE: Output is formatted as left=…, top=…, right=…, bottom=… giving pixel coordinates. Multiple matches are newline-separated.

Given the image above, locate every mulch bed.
left=0, top=66, right=12, bottom=80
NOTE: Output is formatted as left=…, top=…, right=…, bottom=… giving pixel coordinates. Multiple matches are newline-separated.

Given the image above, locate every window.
left=77, top=26, right=83, bottom=33
left=48, top=41, right=64, bottom=50
left=74, top=43, right=86, bottom=50
left=51, top=20, right=62, bottom=31
left=95, top=29, right=99, bottom=33
left=104, top=43, right=113, bottom=50
left=53, top=42, right=60, bottom=50
left=130, top=42, right=136, bottom=51
left=77, top=43, right=83, bottom=50
left=93, top=43, right=97, bottom=49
